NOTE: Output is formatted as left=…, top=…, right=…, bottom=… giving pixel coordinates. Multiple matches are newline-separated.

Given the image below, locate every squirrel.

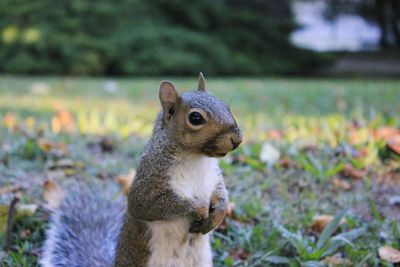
left=40, top=73, right=242, bottom=267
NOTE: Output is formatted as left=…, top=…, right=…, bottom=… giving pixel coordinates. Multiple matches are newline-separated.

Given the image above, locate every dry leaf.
left=332, top=177, right=352, bottom=190
left=230, top=248, right=250, bottom=260
left=17, top=204, right=38, bottom=216
left=265, top=129, right=283, bottom=140
left=43, top=180, right=65, bottom=208
left=277, top=157, right=293, bottom=169
left=51, top=110, right=75, bottom=133
left=117, top=169, right=136, bottom=195
left=379, top=246, right=400, bottom=263
left=20, top=229, right=32, bottom=238
left=37, top=138, right=67, bottom=154
left=341, top=164, right=366, bottom=180
left=311, top=215, right=347, bottom=233
left=387, top=135, right=400, bottom=155
left=226, top=202, right=236, bottom=218
left=0, top=184, right=22, bottom=195
left=374, top=127, right=399, bottom=141
left=46, top=159, right=83, bottom=177
left=323, top=256, right=351, bottom=266
left=100, top=137, right=115, bottom=153
left=259, top=142, right=280, bottom=165
left=4, top=113, right=17, bottom=130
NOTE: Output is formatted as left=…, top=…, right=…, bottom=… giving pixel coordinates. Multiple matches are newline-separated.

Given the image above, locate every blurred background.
left=0, top=1, right=400, bottom=266
left=1, top=0, right=399, bottom=76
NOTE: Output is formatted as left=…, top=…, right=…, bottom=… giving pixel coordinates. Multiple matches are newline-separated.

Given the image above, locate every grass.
left=0, top=75, right=399, bottom=266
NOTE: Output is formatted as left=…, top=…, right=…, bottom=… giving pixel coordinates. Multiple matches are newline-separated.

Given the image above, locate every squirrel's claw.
left=189, top=218, right=213, bottom=235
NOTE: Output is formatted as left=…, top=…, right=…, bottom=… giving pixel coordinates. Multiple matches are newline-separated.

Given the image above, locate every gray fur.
left=40, top=185, right=126, bottom=267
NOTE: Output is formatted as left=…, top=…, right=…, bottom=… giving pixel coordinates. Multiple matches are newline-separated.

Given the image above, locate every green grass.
left=0, top=75, right=399, bottom=266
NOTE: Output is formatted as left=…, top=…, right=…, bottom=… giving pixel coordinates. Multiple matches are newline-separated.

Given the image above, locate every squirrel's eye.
left=188, top=112, right=205, bottom=126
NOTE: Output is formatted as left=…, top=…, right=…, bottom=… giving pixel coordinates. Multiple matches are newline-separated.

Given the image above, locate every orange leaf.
left=4, top=113, right=17, bottom=130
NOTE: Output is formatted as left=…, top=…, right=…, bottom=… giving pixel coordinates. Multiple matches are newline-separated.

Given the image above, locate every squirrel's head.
left=159, top=73, right=242, bottom=157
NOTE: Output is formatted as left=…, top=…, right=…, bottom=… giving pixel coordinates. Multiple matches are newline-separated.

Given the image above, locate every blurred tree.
left=323, top=0, right=400, bottom=49
left=225, top=0, right=295, bottom=32
left=0, top=0, right=324, bottom=75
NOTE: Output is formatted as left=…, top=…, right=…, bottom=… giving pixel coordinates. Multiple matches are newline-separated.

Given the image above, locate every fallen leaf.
left=37, top=138, right=67, bottom=154
left=43, top=180, right=65, bottom=209
left=51, top=116, right=62, bottom=134
left=311, top=215, right=347, bottom=233
left=265, top=129, right=283, bottom=140
left=323, top=255, right=352, bottom=266
left=226, top=202, right=236, bottom=218
left=4, top=113, right=17, bottom=131
left=20, top=229, right=31, bottom=238
left=117, top=169, right=136, bottom=195
left=277, top=157, right=293, bottom=169
left=46, top=159, right=83, bottom=176
left=379, top=246, right=400, bottom=263
left=341, top=164, right=366, bottom=180
left=0, top=184, right=23, bottom=195
left=259, top=142, right=280, bottom=165
left=17, top=204, right=38, bottom=216
left=387, top=135, right=400, bottom=155
left=51, top=110, right=75, bottom=133
left=230, top=247, right=250, bottom=260
left=332, top=177, right=352, bottom=190
left=100, top=137, right=115, bottom=153
left=374, top=127, right=399, bottom=141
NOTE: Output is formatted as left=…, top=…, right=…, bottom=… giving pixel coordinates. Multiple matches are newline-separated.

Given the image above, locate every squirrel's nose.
left=230, top=136, right=242, bottom=150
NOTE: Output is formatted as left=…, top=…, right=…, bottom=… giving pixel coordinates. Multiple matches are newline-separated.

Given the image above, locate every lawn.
left=0, top=75, right=399, bottom=266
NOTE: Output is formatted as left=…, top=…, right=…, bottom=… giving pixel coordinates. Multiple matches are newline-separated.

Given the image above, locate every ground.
left=0, top=76, right=399, bottom=267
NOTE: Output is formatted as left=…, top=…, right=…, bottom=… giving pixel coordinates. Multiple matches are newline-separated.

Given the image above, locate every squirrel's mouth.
left=204, top=150, right=230, bottom=157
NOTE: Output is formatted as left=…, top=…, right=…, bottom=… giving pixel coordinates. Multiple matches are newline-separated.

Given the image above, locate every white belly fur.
left=147, top=155, right=221, bottom=267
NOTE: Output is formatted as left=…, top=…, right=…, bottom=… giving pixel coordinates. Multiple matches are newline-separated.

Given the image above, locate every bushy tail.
left=40, top=183, right=126, bottom=267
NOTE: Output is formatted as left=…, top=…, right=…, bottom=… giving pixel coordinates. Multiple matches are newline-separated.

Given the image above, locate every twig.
left=6, top=196, right=20, bottom=250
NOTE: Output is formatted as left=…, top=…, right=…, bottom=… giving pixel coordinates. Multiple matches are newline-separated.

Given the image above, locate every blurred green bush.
left=0, top=0, right=325, bottom=75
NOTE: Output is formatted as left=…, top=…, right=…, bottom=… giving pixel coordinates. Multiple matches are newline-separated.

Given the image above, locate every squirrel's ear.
left=159, top=81, right=179, bottom=121
left=197, top=72, right=206, bottom=91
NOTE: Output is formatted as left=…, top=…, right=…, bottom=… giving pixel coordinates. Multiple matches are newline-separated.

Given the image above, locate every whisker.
left=228, top=89, right=237, bottom=108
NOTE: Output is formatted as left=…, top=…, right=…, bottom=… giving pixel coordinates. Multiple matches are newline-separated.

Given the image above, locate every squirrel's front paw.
left=189, top=206, right=226, bottom=234
left=190, top=198, right=209, bottom=221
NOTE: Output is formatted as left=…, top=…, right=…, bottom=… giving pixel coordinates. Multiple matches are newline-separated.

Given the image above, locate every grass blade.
left=316, top=208, right=347, bottom=250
